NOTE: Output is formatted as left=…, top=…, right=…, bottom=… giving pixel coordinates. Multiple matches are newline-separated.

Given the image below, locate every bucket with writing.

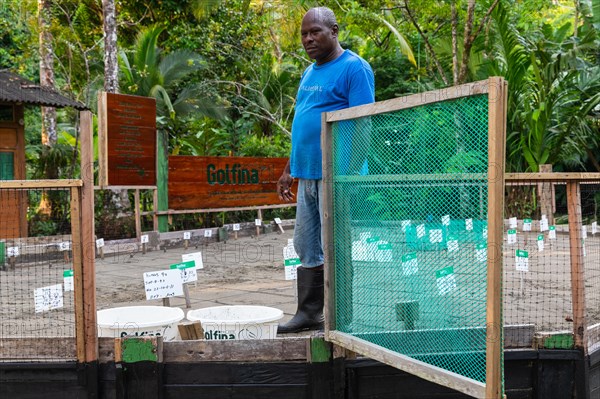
left=187, top=305, right=283, bottom=340
left=97, top=306, right=184, bottom=341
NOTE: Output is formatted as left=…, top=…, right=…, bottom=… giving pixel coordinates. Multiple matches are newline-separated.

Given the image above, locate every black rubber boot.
left=278, top=266, right=324, bottom=334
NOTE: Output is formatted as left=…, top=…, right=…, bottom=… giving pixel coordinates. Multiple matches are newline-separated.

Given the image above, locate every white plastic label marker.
left=549, top=226, right=556, bottom=239
left=183, top=232, right=191, bottom=240
left=59, top=242, right=71, bottom=251
left=401, top=252, right=418, bottom=276
left=204, top=229, right=212, bottom=238
left=476, top=244, right=487, bottom=262
left=465, top=218, right=473, bottom=231
left=539, top=218, right=549, bottom=232
left=274, top=218, right=282, bottom=224
left=592, top=222, right=598, bottom=235
left=182, top=252, right=204, bottom=270
left=143, top=269, right=184, bottom=300
left=96, top=238, right=105, bottom=248
left=429, top=229, right=443, bottom=243
left=376, top=242, right=393, bottom=262
left=435, top=266, right=457, bottom=295
left=170, top=261, right=197, bottom=284
left=537, top=235, right=544, bottom=252
left=582, top=226, right=588, bottom=239
left=352, top=241, right=367, bottom=261
left=417, top=224, right=425, bottom=239
left=507, top=229, right=517, bottom=245
left=34, top=284, right=64, bottom=313
left=523, top=219, right=532, bottom=232
left=141, top=234, right=149, bottom=244
left=283, top=243, right=301, bottom=280
left=63, top=270, right=74, bottom=292
left=359, top=231, right=372, bottom=241
left=255, top=219, right=262, bottom=226
left=509, top=217, right=517, bottom=229
left=365, top=236, right=381, bottom=262
left=516, top=250, right=529, bottom=272
left=442, top=215, right=450, bottom=226
left=482, top=228, right=488, bottom=239
left=447, top=236, right=458, bottom=253
left=233, top=223, right=241, bottom=231
left=7, top=246, right=19, bottom=257
left=401, top=220, right=411, bottom=232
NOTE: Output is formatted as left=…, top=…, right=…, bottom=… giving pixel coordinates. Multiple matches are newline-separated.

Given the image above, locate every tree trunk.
left=38, top=0, right=57, bottom=147
left=451, top=1, right=459, bottom=85
left=103, top=0, right=119, bottom=93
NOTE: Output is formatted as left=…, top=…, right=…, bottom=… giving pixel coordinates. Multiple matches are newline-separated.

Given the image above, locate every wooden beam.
left=333, top=173, right=487, bottom=183
left=566, top=181, right=587, bottom=353
left=0, top=338, right=76, bottom=361
left=97, top=91, right=109, bottom=187
left=148, top=203, right=297, bottom=216
left=326, top=80, right=490, bottom=122
left=329, top=331, right=486, bottom=398
left=70, top=186, right=85, bottom=363
left=0, top=179, right=83, bottom=189
left=93, top=185, right=157, bottom=190
left=321, top=112, right=336, bottom=335
left=80, top=110, right=98, bottom=363
left=505, top=173, right=600, bottom=181
left=134, top=189, right=142, bottom=240
left=485, top=76, right=507, bottom=399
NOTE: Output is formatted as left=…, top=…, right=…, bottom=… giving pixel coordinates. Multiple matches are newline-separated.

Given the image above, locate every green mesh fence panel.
left=330, top=94, right=494, bottom=384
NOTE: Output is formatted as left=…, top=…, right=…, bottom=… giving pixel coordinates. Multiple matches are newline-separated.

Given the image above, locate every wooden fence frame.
left=322, top=77, right=507, bottom=399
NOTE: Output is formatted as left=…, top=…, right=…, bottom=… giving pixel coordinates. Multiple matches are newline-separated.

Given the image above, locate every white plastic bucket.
left=187, top=305, right=283, bottom=340
left=97, top=306, right=184, bottom=341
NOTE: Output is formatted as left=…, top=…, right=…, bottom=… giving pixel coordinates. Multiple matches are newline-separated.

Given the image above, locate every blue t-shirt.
left=290, top=50, right=375, bottom=179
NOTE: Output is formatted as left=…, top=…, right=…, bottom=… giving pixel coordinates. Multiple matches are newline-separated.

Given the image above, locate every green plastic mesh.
left=330, top=94, right=493, bottom=384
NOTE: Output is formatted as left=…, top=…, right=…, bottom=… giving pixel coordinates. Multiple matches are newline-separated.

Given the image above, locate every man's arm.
left=277, top=160, right=295, bottom=201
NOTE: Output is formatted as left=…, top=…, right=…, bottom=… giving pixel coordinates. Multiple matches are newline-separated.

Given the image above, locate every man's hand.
left=277, top=173, right=295, bottom=202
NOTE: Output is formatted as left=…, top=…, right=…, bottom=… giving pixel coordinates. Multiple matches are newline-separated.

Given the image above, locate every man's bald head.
left=304, top=7, right=337, bottom=29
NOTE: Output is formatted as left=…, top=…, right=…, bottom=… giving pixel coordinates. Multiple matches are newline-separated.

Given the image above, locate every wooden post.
left=322, top=112, right=336, bottom=335
left=79, top=110, right=98, bottom=363
left=567, top=181, right=587, bottom=353
left=134, top=189, right=141, bottom=240
left=183, top=284, right=191, bottom=308
left=485, top=77, right=507, bottom=399
left=70, top=186, right=85, bottom=363
left=153, top=187, right=159, bottom=232
left=539, top=164, right=554, bottom=224
left=256, top=209, right=262, bottom=236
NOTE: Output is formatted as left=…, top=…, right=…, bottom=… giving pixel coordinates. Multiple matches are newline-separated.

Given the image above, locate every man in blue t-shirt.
left=277, top=7, right=375, bottom=333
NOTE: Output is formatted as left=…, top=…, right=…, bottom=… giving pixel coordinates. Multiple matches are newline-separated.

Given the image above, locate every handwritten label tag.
left=233, top=223, right=240, bottom=231
left=143, top=270, right=184, bottom=300
left=401, top=220, right=411, bottom=232
left=34, top=284, right=64, bottom=313
left=476, top=243, right=487, bottom=262
left=429, top=229, right=443, bottom=243
left=182, top=252, right=204, bottom=270
left=283, top=243, right=301, bottom=280
left=141, top=234, right=149, bottom=244
left=436, top=266, right=457, bottom=295
left=7, top=246, right=19, bottom=257
left=549, top=225, right=556, bottom=239
left=170, top=261, right=197, bottom=283
left=401, top=252, right=418, bottom=276
left=482, top=228, right=488, bottom=239
left=507, top=229, right=517, bottom=244
left=539, top=218, right=549, bottom=232
left=63, top=270, right=74, bottom=292
left=376, top=242, right=393, bottom=262
left=204, top=230, right=212, bottom=238
left=96, top=238, right=105, bottom=248
left=509, top=217, right=517, bottom=229
left=255, top=219, right=262, bottom=226
left=537, top=235, right=544, bottom=252
left=447, top=236, right=458, bottom=253
left=516, top=250, right=529, bottom=272
left=582, top=226, right=588, bottom=239
left=441, top=215, right=450, bottom=226
left=416, top=224, right=425, bottom=239
left=183, top=232, right=191, bottom=240
left=465, top=218, right=473, bottom=231
left=274, top=218, right=282, bottom=224
left=522, top=219, right=532, bottom=232
left=592, top=222, right=598, bottom=235
left=59, top=241, right=71, bottom=251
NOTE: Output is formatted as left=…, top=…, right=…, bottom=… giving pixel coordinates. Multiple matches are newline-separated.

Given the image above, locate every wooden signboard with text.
left=168, top=156, right=291, bottom=209
left=98, top=92, right=157, bottom=186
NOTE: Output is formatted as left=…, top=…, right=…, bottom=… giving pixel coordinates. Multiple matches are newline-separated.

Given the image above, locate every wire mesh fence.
left=0, top=187, right=77, bottom=361
left=581, top=181, right=600, bottom=352
left=329, top=93, right=494, bottom=386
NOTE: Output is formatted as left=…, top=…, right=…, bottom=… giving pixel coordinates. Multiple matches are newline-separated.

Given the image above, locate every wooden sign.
left=98, top=92, right=156, bottom=186
left=168, top=156, right=292, bottom=209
